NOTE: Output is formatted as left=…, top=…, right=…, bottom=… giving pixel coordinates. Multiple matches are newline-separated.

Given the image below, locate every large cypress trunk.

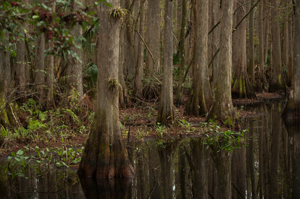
left=232, top=0, right=255, bottom=99
left=185, top=0, right=209, bottom=115
left=78, top=1, right=134, bottom=179
left=206, top=0, right=234, bottom=122
left=157, top=0, right=174, bottom=125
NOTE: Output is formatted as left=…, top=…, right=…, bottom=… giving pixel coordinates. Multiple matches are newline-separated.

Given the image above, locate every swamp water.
left=0, top=99, right=299, bottom=198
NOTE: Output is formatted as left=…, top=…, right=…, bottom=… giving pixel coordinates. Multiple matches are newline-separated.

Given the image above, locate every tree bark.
left=45, top=42, right=54, bottom=108
left=175, top=0, right=186, bottom=106
left=16, top=38, right=26, bottom=101
left=157, top=0, right=174, bottom=125
left=257, top=0, right=267, bottom=91
left=232, top=0, right=256, bottom=99
left=66, top=0, right=83, bottom=98
left=185, top=0, right=209, bottom=115
left=146, top=0, right=161, bottom=74
left=212, top=0, right=220, bottom=91
left=124, top=0, right=135, bottom=79
left=206, top=0, right=234, bottom=122
left=283, top=0, right=300, bottom=118
left=134, top=0, right=144, bottom=99
left=284, top=0, right=291, bottom=87
left=35, top=33, right=45, bottom=96
left=248, top=0, right=255, bottom=83
left=269, top=0, right=285, bottom=92
left=78, top=0, right=134, bottom=179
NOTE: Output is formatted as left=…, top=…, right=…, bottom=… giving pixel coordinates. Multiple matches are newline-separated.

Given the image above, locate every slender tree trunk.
left=257, top=0, right=266, bottom=91
left=134, top=0, right=144, bottom=99
left=146, top=0, right=161, bottom=75
left=66, top=0, right=83, bottom=98
left=157, top=0, right=174, bottom=125
left=35, top=33, right=45, bottom=96
left=283, top=0, right=300, bottom=118
left=284, top=0, right=291, bottom=87
left=134, top=0, right=140, bottom=74
left=16, top=38, right=26, bottom=101
left=269, top=0, right=285, bottom=92
left=248, top=0, right=255, bottom=83
left=289, top=14, right=294, bottom=89
left=124, top=0, right=135, bottom=79
left=175, top=0, right=186, bottom=106
left=206, top=0, right=235, bottom=122
left=264, top=0, right=270, bottom=65
left=284, top=31, right=290, bottom=83
left=45, top=42, right=54, bottom=108
left=119, top=21, right=130, bottom=106
left=78, top=0, right=134, bottom=179
left=0, top=41, right=16, bottom=127
left=232, top=0, right=256, bottom=99
left=212, top=0, right=220, bottom=91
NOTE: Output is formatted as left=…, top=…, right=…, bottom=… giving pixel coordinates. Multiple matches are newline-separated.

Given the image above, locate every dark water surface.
left=1, top=100, right=299, bottom=198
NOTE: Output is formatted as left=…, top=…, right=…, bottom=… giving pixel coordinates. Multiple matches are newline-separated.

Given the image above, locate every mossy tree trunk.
left=0, top=36, right=18, bottom=127
left=206, top=0, right=234, bottom=122
left=78, top=0, right=134, bottom=179
left=232, top=0, right=256, bottom=99
left=269, top=0, right=285, bottom=92
left=185, top=0, right=209, bottom=115
left=157, top=0, right=174, bottom=125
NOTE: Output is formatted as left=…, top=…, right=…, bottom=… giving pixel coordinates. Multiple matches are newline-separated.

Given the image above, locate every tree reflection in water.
left=2, top=100, right=300, bottom=198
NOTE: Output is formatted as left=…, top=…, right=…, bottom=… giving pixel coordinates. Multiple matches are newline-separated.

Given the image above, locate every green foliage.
left=155, top=123, right=166, bottom=138
left=109, top=7, right=128, bottom=19
left=173, top=51, right=180, bottom=65
left=7, top=145, right=83, bottom=178
left=0, top=98, right=92, bottom=146
left=84, top=62, right=98, bottom=86
left=0, top=0, right=112, bottom=59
